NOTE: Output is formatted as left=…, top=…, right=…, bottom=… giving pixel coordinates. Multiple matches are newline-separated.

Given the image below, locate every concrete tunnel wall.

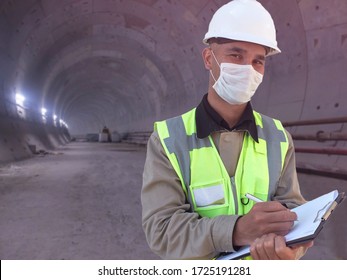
left=0, top=0, right=347, bottom=174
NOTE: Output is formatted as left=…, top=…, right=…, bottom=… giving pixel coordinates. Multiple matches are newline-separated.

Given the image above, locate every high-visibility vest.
left=155, top=108, right=289, bottom=218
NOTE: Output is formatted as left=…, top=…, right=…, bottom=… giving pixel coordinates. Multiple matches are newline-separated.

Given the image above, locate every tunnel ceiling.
left=1, top=0, right=347, bottom=140
left=1, top=0, right=214, bottom=134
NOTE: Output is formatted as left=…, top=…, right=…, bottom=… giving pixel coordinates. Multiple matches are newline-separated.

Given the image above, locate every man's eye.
left=254, top=60, right=264, bottom=65
left=230, top=54, right=242, bottom=59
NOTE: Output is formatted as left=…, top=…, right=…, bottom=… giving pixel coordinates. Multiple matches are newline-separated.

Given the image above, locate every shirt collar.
left=196, top=94, right=258, bottom=142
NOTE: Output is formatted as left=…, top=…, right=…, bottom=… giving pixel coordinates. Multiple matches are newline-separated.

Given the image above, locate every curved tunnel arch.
left=9, top=0, right=209, bottom=134
left=0, top=0, right=347, bottom=171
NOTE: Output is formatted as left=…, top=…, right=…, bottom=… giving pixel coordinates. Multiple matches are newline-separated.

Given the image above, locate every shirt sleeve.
left=141, top=131, right=240, bottom=259
left=274, top=130, right=306, bottom=208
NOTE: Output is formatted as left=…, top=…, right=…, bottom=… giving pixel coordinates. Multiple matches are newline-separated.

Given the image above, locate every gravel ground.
left=0, top=142, right=345, bottom=260
left=0, top=142, right=158, bottom=260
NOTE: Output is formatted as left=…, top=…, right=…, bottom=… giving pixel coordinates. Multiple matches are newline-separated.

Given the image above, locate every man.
left=141, top=0, right=313, bottom=260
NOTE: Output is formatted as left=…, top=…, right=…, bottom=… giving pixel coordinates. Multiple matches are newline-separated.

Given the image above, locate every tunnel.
left=0, top=0, right=346, bottom=260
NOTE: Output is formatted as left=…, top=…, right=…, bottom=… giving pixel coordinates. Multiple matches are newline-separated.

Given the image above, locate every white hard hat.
left=203, top=0, right=281, bottom=56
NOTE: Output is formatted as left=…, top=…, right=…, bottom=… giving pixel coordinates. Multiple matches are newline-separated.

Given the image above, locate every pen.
left=245, top=193, right=264, bottom=203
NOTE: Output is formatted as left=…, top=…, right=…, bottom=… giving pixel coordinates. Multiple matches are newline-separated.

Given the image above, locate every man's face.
left=206, top=40, right=267, bottom=77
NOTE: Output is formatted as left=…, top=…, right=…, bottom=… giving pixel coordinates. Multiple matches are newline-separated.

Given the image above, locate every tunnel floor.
left=0, top=141, right=345, bottom=260
left=0, top=141, right=159, bottom=260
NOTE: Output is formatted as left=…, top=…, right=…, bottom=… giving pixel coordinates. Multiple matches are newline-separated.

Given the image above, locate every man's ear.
left=202, top=47, right=212, bottom=70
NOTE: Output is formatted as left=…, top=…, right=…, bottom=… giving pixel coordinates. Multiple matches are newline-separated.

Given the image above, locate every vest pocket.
left=190, top=180, right=229, bottom=218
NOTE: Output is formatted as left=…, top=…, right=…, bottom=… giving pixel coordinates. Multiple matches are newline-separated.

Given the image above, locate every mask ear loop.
left=209, top=49, right=220, bottom=83
left=210, top=69, right=217, bottom=83
left=210, top=49, right=220, bottom=66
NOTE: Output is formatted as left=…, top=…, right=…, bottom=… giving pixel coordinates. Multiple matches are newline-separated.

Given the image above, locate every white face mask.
left=210, top=51, right=263, bottom=105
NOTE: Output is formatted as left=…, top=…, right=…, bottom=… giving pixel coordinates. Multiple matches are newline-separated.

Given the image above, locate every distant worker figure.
left=102, top=125, right=110, bottom=134
left=141, top=0, right=313, bottom=260
left=100, top=125, right=111, bottom=142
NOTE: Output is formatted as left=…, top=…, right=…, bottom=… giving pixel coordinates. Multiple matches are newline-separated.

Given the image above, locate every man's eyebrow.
left=226, top=47, right=266, bottom=60
left=256, top=54, right=266, bottom=61
left=226, top=47, right=245, bottom=53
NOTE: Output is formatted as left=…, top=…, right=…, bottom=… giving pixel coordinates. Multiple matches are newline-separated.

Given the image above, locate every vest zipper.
left=230, top=176, right=238, bottom=215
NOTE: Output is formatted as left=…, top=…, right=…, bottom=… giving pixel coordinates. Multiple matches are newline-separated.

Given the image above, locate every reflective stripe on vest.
left=155, top=108, right=288, bottom=217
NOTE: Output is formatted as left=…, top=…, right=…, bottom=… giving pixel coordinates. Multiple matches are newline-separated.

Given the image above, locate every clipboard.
left=217, top=190, right=346, bottom=260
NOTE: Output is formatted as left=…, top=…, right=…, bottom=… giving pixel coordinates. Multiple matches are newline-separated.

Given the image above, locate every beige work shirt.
left=141, top=129, right=305, bottom=259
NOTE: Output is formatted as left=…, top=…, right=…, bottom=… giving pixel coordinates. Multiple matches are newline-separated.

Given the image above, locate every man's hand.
left=250, top=233, right=314, bottom=260
left=233, top=201, right=297, bottom=246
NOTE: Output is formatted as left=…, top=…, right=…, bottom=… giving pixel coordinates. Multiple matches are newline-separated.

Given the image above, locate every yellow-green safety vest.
left=155, top=108, right=289, bottom=218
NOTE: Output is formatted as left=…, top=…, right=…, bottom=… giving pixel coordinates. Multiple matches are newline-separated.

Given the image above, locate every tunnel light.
left=60, top=119, right=66, bottom=126
left=15, top=93, right=25, bottom=106
left=53, top=114, right=58, bottom=126
left=41, top=107, right=47, bottom=124
left=59, top=119, right=69, bottom=128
